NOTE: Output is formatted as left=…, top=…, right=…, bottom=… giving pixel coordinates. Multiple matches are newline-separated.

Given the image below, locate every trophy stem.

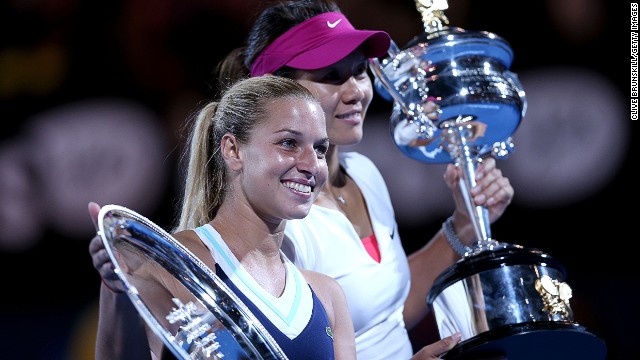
left=442, top=119, right=499, bottom=253
left=456, top=145, right=491, bottom=243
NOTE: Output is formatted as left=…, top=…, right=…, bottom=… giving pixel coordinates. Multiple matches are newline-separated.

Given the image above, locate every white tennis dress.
left=284, top=151, right=413, bottom=360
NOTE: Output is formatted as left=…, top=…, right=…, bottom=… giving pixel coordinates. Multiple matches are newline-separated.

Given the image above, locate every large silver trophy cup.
left=370, top=1, right=606, bottom=359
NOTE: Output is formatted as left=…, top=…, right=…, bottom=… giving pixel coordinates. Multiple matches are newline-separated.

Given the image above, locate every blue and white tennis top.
left=195, top=224, right=335, bottom=359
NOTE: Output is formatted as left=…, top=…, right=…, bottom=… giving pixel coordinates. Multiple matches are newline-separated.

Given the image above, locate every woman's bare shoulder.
left=173, top=229, right=216, bottom=269
left=299, top=268, right=343, bottom=298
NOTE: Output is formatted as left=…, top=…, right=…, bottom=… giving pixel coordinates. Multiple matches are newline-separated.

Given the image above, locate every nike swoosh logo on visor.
left=327, top=19, right=342, bottom=28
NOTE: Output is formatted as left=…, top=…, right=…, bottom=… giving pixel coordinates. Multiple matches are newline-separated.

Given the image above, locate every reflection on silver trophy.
left=370, top=1, right=606, bottom=359
left=98, top=205, right=288, bottom=360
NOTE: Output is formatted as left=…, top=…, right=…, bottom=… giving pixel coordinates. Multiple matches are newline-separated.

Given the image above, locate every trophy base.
left=428, top=246, right=607, bottom=360
left=442, top=322, right=607, bottom=360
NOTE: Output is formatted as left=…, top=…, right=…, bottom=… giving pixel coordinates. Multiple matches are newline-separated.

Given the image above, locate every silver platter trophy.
left=97, top=204, right=289, bottom=360
left=370, top=1, right=606, bottom=359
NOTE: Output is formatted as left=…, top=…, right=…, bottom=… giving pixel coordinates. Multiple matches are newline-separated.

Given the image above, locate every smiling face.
left=231, top=96, right=329, bottom=223
left=294, top=47, right=373, bottom=147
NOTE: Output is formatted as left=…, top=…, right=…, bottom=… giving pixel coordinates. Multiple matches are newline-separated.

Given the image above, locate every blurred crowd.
left=0, top=1, right=633, bottom=359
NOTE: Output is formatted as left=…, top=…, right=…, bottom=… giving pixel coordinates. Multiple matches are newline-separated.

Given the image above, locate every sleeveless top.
left=284, top=152, right=413, bottom=359
left=195, top=224, right=335, bottom=360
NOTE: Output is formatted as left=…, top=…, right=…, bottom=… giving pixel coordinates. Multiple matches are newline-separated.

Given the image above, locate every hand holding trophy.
left=370, top=1, right=606, bottom=359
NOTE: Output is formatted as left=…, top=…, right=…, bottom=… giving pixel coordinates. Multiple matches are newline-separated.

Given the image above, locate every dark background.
left=0, top=1, right=634, bottom=359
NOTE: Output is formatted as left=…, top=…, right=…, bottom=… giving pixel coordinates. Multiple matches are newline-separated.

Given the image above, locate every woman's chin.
left=288, top=203, right=313, bottom=220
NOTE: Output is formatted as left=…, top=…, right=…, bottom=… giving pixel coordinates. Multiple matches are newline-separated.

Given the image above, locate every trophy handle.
left=504, top=70, right=528, bottom=118
left=370, top=41, right=439, bottom=141
left=369, top=41, right=403, bottom=106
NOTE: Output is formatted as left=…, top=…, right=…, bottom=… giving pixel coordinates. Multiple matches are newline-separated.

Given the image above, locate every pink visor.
left=250, top=12, right=391, bottom=77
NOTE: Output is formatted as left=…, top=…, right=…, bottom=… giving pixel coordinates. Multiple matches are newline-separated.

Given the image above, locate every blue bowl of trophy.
left=371, top=27, right=526, bottom=164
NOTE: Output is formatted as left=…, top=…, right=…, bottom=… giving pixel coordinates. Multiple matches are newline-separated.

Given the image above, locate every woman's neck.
left=211, top=202, right=285, bottom=258
left=319, top=145, right=350, bottom=209
left=209, top=213, right=287, bottom=297
left=326, top=145, right=343, bottom=185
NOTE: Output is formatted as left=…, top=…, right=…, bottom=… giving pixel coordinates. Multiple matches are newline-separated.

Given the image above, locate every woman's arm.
left=95, top=283, right=152, bottom=360
left=89, top=202, right=159, bottom=359
left=303, top=270, right=356, bottom=360
left=404, top=158, right=514, bottom=329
